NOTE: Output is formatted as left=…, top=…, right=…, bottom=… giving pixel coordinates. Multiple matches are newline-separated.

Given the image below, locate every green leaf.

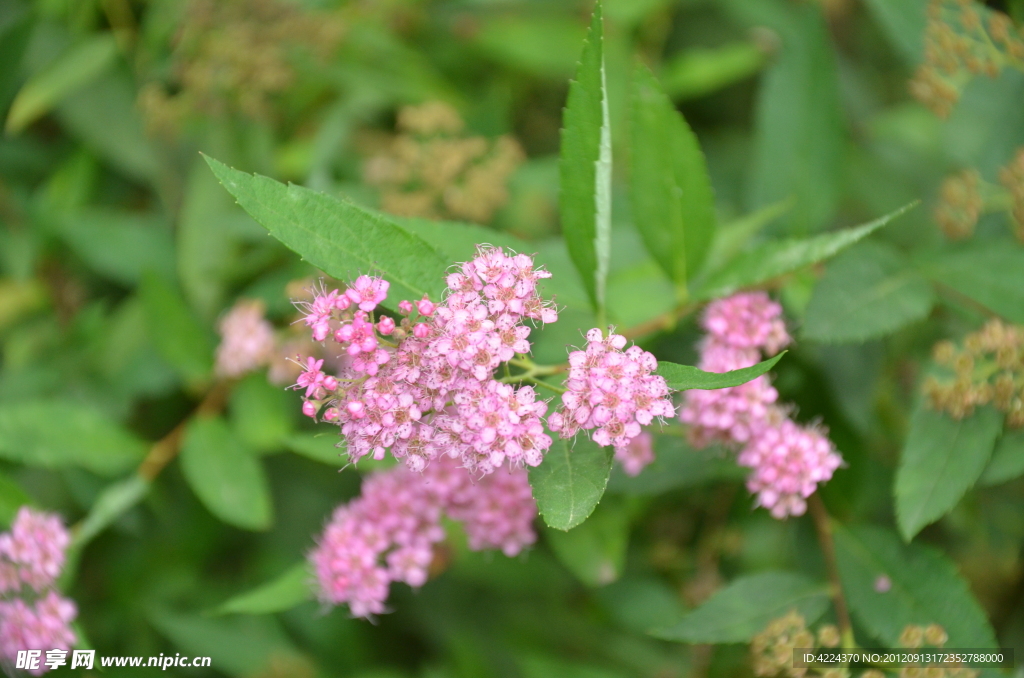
left=834, top=523, right=998, bottom=649
left=5, top=34, right=118, bottom=134
left=179, top=416, right=273, bottom=531
left=73, top=474, right=150, bottom=548
left=652, top=572, right=829, bottom=643
left=0, top=471, right=32, bottom=528
left=214, top=562, right=313, bottom=615
left=803, top=242, right=935, bottom=343
left=546, top=497, right=628, bottom=587
left=559, top=1, right=612, bottom=316
left=746, top=3, right=844, bottom=235
left=204, top=156, right=451, bottom=305
left=529, top=437, right=614, bottom=531
left=629, top=64, right=716, bottom=288
left=229, top=374, right=294, bottom=453
left=895, top=406, right=1002, bottom=541
left=656, top=352, right=784, bottom=391
left=0, top=400, right=146, bottom=475
left=693, top=202, right=917, bottom=300
left=980, top=429, right=1024, bottom=486
left=919, top=242, right=1024, bottom=324
left=55, top=209, right=175, bottom=286
left=283, top=433, right=346, bottom=467
left=139, top=272, right=214, bottom=384
left=661, top=41, right=767, bottom=100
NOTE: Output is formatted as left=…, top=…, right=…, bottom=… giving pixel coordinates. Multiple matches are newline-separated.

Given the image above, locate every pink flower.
left=701, top=292, right=790, bottom=355
left=309, top=457, right=536, bottom=617
left=0, top=508, right=70, bottom=592
left=737, top=419, right=842, bottom=519
left=680, top=292, right=843, bottom=519
left=294, top=357, right=329, bottom=399
left=288, top=247, right=560, bottom=476
left=346, top=275, right=390, bottom=312
left=0, top=508, right=77, bottom=674
left=549, top=329, right=673, bottom=452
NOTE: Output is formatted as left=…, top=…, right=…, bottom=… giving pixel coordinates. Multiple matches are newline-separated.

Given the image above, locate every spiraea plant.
left=3, top=0, right=1024, bottom=674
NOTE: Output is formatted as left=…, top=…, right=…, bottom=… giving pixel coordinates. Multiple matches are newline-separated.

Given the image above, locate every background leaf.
left=660, top=42, right=767, bottom=100
left=530, top=437, right=613, bottom=531
left=0, top=471, right=32, bottom=528
left=546, top=497, right=629, bottom=587
left=803, top=241, right=935, bottom=343
left=895, top=406, right=1002, bottom=541
left=693, top=203, right=916, bottom=300
left=559, top=2, right=612, bottom=316
left=979, top=429, right=1024, bottom=486
left=139, top=272, right=214, bottom=384
left=656, top=352, right=783, bottom=391
left=651, top=572, right=829, bottom=643
left=834, top=524, right=998, bottom=648
left=73, top=474, right=150, bottom=548
left=607, top=437, right=744, bottom=495
left=283, top=433, right=347, bottom=467
left=5, top=34, right=118, bottom=134
left=629, top=64, right=716, bottom=288
left=205, top=156, right=451, bottom=305
left=229, top=374, right=294, bottom=453
left=179, top=416, right=273, bottom=531
left=919, top=243, right=1024, bottom=324
left=0, top=400, right=146, bottom=475
left=744, top=2, right=844, bottom=235
left=215, top=562, right=313, bottom=615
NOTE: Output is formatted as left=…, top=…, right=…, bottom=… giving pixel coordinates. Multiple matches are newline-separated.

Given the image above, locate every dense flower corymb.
left=289, top=246, right=559, bottom=475
left=548, top=329, right=674, bottom=458
left=680, top=291, right=842, bottom=519
left=0, top=508, right=78, bottom=674
left=310, top=457, right=536, bottom=617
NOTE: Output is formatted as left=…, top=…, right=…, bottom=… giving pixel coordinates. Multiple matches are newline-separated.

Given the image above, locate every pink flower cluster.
left=0, top=508, right=77, bottom=674
left=679, top=292, right=842, bottom=519
left=309, top=457, right=536, bottom=618
left=548, top=329, right=673, bottom=471
left=215, top=299, right=276, bottom=378
left=291, top=247, right=559, bottom=475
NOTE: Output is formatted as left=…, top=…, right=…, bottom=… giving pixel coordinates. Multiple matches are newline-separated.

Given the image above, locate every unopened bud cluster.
left=897, top=624, right=978, bottom=678
left=310, top=456, right=535, bottom=618
left=934, top=170, right=982, bottom=240
left=910, top=0, right=1024, bottom=118
left=139, top=0, right=344, bottom=130
left=925, top=319, right=1024, bottom=427
left=680, top=292, right=842, bottom=518
left=363, top=102, right=525, bottom=223
left=999, top=147, right=1024, bottom=242
left=0, top=508, right=77, bottom=674
left=752, top=610, right=841, bottom=678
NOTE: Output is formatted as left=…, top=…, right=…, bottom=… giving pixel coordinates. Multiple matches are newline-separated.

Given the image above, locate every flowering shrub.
left=2, top=0, right=1023, bottom=675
